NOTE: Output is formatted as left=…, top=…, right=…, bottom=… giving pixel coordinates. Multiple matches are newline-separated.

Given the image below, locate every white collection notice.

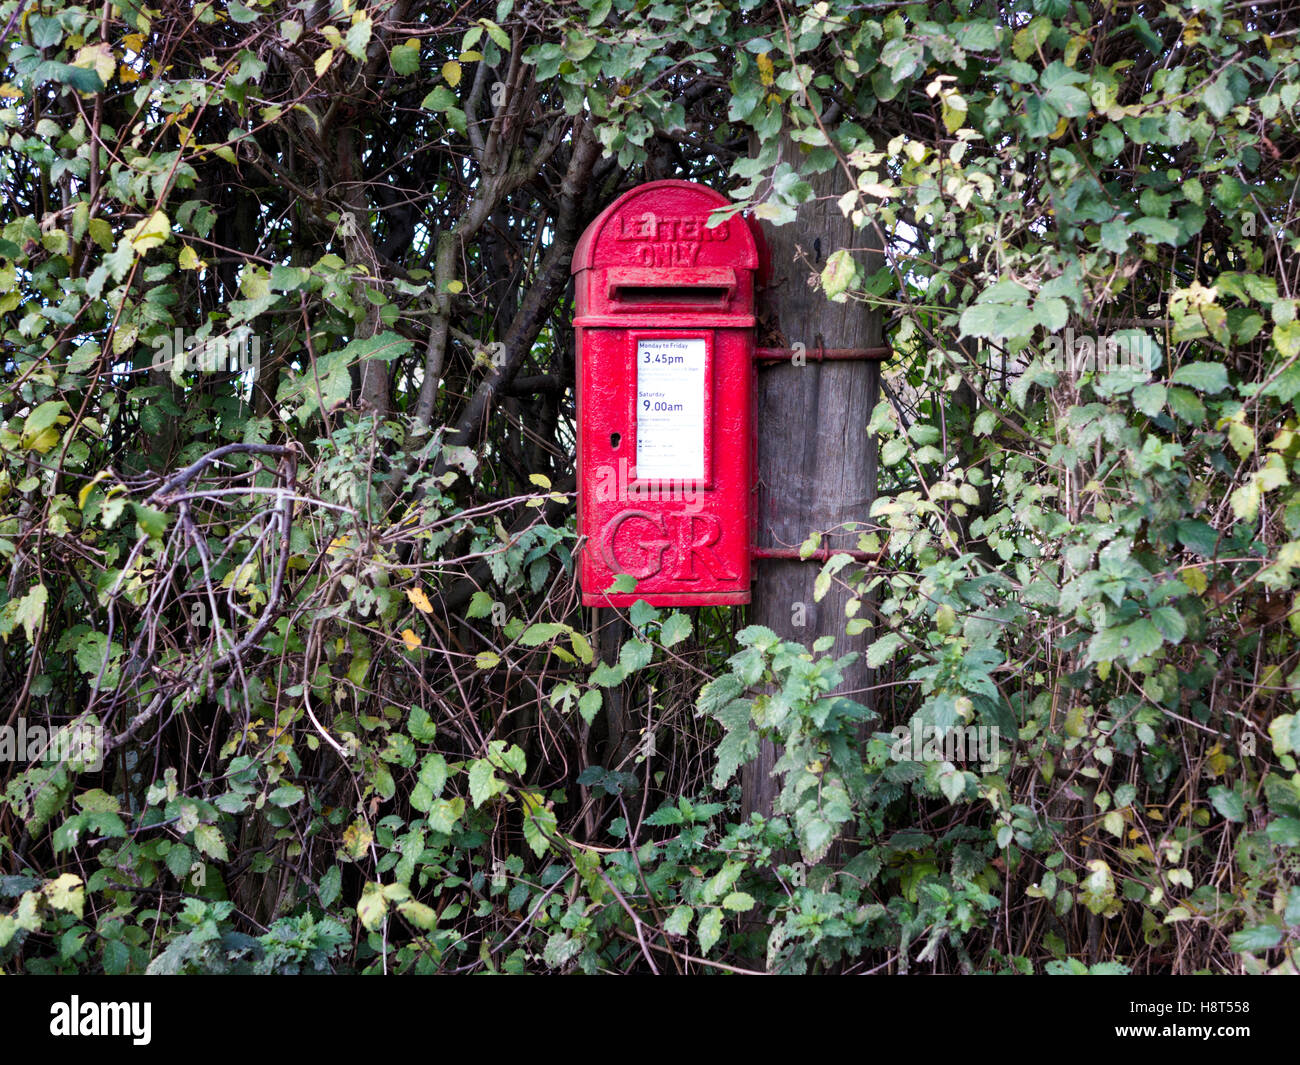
left=636, top=337, right=706, bottom=481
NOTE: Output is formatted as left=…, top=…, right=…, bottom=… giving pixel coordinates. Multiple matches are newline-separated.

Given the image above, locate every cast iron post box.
left=572, top=180, right=760, bottom=606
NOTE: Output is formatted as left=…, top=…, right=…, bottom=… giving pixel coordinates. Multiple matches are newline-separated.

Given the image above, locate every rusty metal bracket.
left=752, top=546, right=885, bottom=563
left=755, top=346, right=890, bottom=364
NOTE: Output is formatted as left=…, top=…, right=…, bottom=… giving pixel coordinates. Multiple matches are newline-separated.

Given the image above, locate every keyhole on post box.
left=610, top=432, right=621, bottom=449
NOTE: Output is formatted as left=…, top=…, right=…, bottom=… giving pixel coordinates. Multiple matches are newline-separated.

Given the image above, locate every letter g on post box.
left=572, top=180, right=762, bottom=606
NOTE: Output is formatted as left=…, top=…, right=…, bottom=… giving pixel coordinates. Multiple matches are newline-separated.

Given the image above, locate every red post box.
left=572, top=180, right=760, bottom=606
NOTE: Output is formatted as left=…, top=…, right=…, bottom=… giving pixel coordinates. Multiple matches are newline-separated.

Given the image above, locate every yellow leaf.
left=1183, top=567, right=1208, bottom=595
left=1206, top=742, right=1230, bottom=777
left=73, top=43, right=115, bottom=86
left=528, top=473, right=551, bottom=489
left=442, top=60, right=461, bottom=86
left=756, top=52, right=774, bottom=87
left=1049, top=115, right=1069, bottom=140
left=406, top=587, right=433, bottom=614
left=342, top=819, right=373, bottom=859
left=475, top=651, right=500, bottom=669
left=400, top=628, right=421, bottom=650
left=178, top=244, right=203, bottom=270
left=22, top=425, right=60, bottom=454
left=315, top=48, right=334, bottom=78
left=125, top=209, right=170, bottom=253
left=120, top=65, right=140, bottom=83
left=0, top=84, right=25, bottom=99
left=78, top=471, right=111, bottom=509
left=123, top=33, right=146, bottom=52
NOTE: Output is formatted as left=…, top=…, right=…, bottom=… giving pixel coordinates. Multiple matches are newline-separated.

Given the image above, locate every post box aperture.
left=572, top=180, right=759, bottom=606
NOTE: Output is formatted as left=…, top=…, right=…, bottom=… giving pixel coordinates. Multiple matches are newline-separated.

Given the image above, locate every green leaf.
left=522, top=800, right=557, bottom=857
left=722, top=891, right=755, bottom=912
left=1207, top=785, right=1246, bottom=823
left=319, top=866, right=342, bottom=908
left=1170, top=361, right=1229, bottom=393
left=590, top=660, right=627, bottom=687
left=697, top=907, right=723, bottom=955
left=1150, top=606, right=1186, bottom=644
left=959, top=302, right=1038, bottom=341
left=468, top=759, right=506, bottom=807
left=881, top=438, right=908, bottom=466
left=664, top=905, right=692, bottom=936
left=519, top=622, right=568, bottom=646
left=619, top=639, right=653, bottom=671
left=426, top=797, right=464, bottom=834
left=1265, top=817, right=1300, bottom=847
left=29, top=15, right=64, bottom=47
left=422, top=86, right=459, bottom=111
left=193, top=824, right=228, bottom=861
left=345, top=16, right=373, bottom=60
left=391, top=39, right=421, bottom=75
left=12, top=584, right=48, bottom=644
left=1203, top=78, right=1236, bottom=120
left=268, top=784, right=304, bottom=807
left=1228, top=923, right=1282, bottom=952
left=820, top=249, right=856, bottom=301
left=867, top=633, right=905, bottom=668
left=577, top=689, right=602, bottom=724
left=660, top=612, right=692, bottom=647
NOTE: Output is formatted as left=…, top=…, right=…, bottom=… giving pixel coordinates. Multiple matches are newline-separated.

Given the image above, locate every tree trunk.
left=742, top=162, right=883, bottom=819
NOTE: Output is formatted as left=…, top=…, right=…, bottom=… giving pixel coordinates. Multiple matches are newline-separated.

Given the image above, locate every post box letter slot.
left=606, top=267, right=735, bottom=308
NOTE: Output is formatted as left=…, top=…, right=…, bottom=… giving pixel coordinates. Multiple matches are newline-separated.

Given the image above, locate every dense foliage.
left=2, top=0, right=1299, bottom=973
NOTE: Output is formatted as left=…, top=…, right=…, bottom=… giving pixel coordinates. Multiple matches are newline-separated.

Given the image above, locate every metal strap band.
left=752, top=546, right=884, bottom=563
left=755, top=346, right=890, bottom=363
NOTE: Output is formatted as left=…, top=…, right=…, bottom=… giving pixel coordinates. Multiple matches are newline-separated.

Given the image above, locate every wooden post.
left=742, top=166, right=884, bottom=818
